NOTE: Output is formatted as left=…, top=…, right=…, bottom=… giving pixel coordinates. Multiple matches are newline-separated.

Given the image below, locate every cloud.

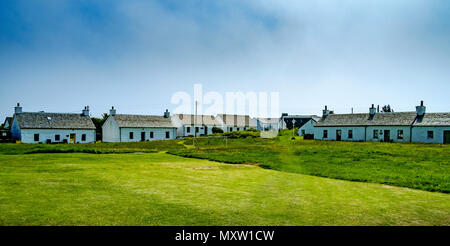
left=0, top=0, right=449, bottom=120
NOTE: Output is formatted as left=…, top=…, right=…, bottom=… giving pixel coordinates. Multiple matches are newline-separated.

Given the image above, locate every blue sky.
left=1, top=0, right=449, bottom=120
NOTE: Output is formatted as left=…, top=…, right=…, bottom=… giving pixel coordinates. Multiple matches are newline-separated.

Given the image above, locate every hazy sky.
left=1, top=0, right=449, bottom=120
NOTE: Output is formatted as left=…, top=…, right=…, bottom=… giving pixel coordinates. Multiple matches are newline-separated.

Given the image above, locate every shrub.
left=212, top=127, right=224, bottom=134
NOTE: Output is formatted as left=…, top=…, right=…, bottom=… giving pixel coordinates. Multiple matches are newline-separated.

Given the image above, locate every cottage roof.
left=315, top=112, right=418, bottom=127
left=112, top=114, right=176, bottom=128
left=174, top=114, right=222, bottom=126
left=14, top=112, right=96, bottom=129
left=3, top=117, right=12, bottom=128
left=257, top=118, right=280, bottom=124
left=217, top=114, right=257, bottom=127
left=413, top=113, right=450, bottom=126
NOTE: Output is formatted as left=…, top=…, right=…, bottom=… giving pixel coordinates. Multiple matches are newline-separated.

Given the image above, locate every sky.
left=1, top=0, right=449, bottom=120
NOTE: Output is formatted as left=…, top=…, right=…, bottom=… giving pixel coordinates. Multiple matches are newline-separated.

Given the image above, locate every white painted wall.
left=20, top=129, right=95, bottom=143
left=102, top=116, right=120, bottom=142
left=314, top=126, right=366, bottom=141
left=314, top=125, right=413, bottom=142
left=10, top=118, right=21, bottom=140
left=257, top=121, right=280, bottom=131
left=366, top=126, right=411, bottom=142
left=224, top=126, right=255, bottom=132
left=298, top=119, right=315, bottom=136
left=119, top=127, right=177, bottom=142
left=412, top=126, right=450, bottom=144
left=179, top=125, right=219, bottom=136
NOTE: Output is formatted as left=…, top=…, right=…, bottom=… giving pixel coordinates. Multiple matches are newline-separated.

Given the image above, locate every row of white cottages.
left=5, top=101, right=449, bottom=144
left=297, top=101, right=450, bottom=144
left=6, top=104, right=259, bottom=143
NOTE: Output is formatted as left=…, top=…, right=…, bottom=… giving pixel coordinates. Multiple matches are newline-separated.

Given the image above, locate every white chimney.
left=110, top=106, right=116, bottom=116
left=14, top=103, right=22, bottom=114
left=164, top=109, right=170, bottom=118
left=322, top=105, right=331, bottom=117
left=416, top=100, right=426, bottom=116
left=369, top=104, right=376, bottom=115
left=82, top=106, right=90, bottom=116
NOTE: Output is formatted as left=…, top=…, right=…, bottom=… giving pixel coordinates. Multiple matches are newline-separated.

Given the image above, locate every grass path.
left=0, top=153, right=449, bottom=225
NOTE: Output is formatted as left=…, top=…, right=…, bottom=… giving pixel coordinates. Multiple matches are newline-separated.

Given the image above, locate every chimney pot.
left=416, top=101, right=426, bottom=116
left=110, top=106, right=116, bottom=116
left=369, top=104, right=376, bottom=115
left=14, top=103, right=22, bottom=114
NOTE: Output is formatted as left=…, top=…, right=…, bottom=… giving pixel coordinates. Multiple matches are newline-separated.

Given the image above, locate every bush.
left=223, top=130, right=260, bottom=139
left=212, top=127, right=224, bottom=134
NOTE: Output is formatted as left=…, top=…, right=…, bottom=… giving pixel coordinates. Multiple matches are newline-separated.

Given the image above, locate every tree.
left=91, top=113, right=109, bottom=141
left=382, top=105, right=394, bottom=112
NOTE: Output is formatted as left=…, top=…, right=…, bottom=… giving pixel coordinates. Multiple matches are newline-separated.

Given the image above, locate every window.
left=195, top=127, right=199, bottom=133
left=237, top=128, right=240, bottom=131
left=323, top=130, right=328, bottom=138
left=129, top=132, right=134, bottom=139
left=373, top=130, right=378, bottom=139
left=348, top=130, right=353, bottom=139
left=229, top=127, right=233, bottom=132
left=34, top=134, right=39, bottom=141
left=165, top=131, right=170, bottom=139
left=427, top=131, right=434, bottom=139
left=150, top=132, right=154, bottom=138
left=186, top=127, right=190, bottom=133
left=55, top=134, right=60, bottom=141
left=301, top=130, right=306, bottom=136
left=82, top=134, right=86, bottom=141
left=397, top=130, right=404, bottom=139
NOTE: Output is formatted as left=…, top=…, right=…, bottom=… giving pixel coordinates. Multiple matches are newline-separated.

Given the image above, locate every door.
left=141, top=132, right=145, bottom=141
left=69, top=133, right=76, bottom=144
left=384, top=130, right=390, bottom=142
left=204, top=126, right=208, bottom=135
left=444, top=131, right=450, bottom=144
left=336, top=130, right=342, bottom=141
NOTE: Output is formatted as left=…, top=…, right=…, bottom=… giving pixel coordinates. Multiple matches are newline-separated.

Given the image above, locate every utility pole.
left=194, top=100, right=198, bottom=147
left=292, top=119, right=296, bottom=138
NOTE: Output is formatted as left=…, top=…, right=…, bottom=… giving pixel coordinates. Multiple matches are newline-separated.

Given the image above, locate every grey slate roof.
left=174, top=114, right=222, bottom=126
left=15, top=112, right=96, bottom=129
left=413, top=113, right=450, bottom=126
left=113, top=114, right=176, bottom=128
left=315, top=112, right=418, bottom=127
left=3, top=117, right=12, bottom=129
left=257, top=118, right=280, bottom=124
left=217, top=114, right=257, bottom=127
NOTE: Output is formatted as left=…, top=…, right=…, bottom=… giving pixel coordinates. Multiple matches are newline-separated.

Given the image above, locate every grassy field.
left=0, top=152, right=449, bottom=226
left=1, top=133, right=449, bottom=193
left=171, top=134, right=450, bottom=193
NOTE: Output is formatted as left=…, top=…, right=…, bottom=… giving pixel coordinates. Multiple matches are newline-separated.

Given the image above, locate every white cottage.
left=172, top=114, right=223, bottom=137
left=411, top=102, right=450, bottom=144
left=256, top=118, right=280, bottom=131
left=102, top=107, right=177, bottom=142
left=216, top=114, right=257, bottom=132
left=298, top=117, right=320, bottom=137
left=314, top=102, right=450, bottom=144
left=10, top=104, right=96, bottom=144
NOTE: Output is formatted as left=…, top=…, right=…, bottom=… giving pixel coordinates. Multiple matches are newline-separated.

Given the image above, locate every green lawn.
left=170, top=135, right=450, bottom=193
left=0, top=152, right=449, bottom=225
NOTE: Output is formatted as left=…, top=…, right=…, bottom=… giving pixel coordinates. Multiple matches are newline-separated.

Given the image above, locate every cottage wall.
left=412, top=126, right=450, bottom=144
left=102, top=116, right=120, bottom=142
left=298, top=120, right=316, bottom=136
left=20, top=129, right=95, bottom=143
left=119, top=127, right=177, bottom=142
left=314, top=126, right=366, bottom=141
left=366, top=126, right=411, bottom=142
